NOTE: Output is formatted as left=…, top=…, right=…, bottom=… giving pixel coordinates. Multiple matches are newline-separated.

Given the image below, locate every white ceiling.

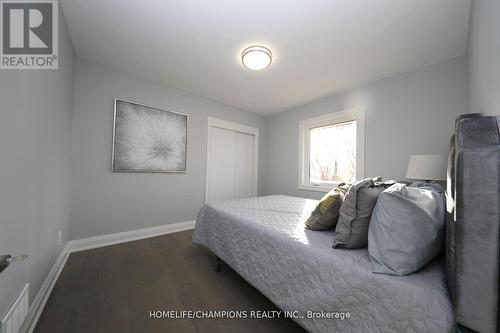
left=61, top=0, right=471, bottom=115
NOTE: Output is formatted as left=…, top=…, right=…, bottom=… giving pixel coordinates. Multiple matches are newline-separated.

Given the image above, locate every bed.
left=193, top=195, right=453, bottom=332
left=192, top=114, right=500, bottom=333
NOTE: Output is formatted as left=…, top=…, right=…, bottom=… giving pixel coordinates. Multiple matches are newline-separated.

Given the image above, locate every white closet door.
left=234, top=132, right=254, bottom=199
left=206, top=118, right=258, bottom=203
left=207, top=126, right=236, bottom=202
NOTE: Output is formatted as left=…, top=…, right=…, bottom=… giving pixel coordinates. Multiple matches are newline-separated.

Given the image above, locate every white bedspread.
left=192, top=195, right=453, bottom=333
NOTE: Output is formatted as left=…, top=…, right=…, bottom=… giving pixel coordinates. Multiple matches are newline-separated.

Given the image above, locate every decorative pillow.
left=333, top=177, right=393, bottom=249
left=368, top=183, right=445, bottom=276
left=305, top=184, right=349, bottom=230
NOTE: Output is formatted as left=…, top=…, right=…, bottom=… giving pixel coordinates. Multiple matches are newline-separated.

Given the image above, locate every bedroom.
left=0, top=0, right=499, bottom=332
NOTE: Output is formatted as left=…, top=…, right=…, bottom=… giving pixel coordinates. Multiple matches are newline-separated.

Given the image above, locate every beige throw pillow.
left=305, top=184, right=349, bottom=231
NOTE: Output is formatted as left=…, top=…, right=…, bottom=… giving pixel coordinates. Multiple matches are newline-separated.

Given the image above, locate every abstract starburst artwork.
left=112, top=99, right=187, bottom=172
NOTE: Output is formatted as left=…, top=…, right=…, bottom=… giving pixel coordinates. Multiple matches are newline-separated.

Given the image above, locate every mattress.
left=192, top=195, right=453, bottom=333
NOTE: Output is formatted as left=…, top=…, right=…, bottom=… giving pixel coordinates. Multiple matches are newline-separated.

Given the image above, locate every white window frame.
left=298, top=107, right=365, bottom=192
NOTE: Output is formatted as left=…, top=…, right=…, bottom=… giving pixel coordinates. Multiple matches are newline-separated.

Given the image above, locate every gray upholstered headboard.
left=446, top=114, right=500, bottom=333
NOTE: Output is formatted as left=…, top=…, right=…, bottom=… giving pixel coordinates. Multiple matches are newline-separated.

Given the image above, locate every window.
left=299, top=108, right=364, bottom=192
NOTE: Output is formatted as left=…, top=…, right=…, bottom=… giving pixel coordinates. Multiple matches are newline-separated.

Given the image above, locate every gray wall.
left=69, top=59, right=266, bottom=239
left=263, top=56, right=468, bottom=200
left=468, top=0, right=500, bottom=116
left=0, top=9, right=75, bottom=317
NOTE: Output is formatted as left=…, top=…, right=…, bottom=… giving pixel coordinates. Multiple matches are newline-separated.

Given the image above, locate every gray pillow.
left=333, top=177, right=391, bottom=249
left=368, top=183, right=445, bottom=276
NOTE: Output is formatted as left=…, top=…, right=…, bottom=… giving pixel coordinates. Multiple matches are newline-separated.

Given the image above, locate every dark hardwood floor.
left=35, top=230, right=307, bottom=333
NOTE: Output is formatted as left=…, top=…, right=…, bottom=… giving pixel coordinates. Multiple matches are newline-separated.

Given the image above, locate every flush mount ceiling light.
left=241, top=45, right=272, bottom=70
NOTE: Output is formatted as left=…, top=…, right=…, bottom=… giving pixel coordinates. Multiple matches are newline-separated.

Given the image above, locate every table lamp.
left=405, top=154, right=447, bottom=182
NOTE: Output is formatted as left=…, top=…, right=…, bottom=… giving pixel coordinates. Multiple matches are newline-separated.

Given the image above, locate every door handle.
left=0, top=254, right=28, bottom=274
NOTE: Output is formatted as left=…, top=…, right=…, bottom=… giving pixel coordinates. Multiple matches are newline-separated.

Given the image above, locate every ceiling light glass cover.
left=241, top=45, right=272, bottom=70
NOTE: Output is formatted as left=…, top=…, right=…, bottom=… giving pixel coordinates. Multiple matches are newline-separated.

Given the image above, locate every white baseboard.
left=22, top=247, right=70, bottom=333
left=22, top=219, right=195, bottom=333
left=67, top=220, right=196, bottom=253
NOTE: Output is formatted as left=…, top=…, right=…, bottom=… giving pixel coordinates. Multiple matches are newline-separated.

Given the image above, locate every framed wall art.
left=112, top=99, right=188, bottom=172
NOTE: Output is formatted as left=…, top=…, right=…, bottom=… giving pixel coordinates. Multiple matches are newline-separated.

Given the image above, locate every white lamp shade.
left=405, top=154, right=447, bottom=180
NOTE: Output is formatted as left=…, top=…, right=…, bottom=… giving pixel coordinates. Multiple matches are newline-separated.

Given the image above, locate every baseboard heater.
left=1, top=284, right=29, bottom=333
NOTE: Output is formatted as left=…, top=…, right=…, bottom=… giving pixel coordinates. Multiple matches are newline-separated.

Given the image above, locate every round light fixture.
left=241, top=45, right=272, bottom=70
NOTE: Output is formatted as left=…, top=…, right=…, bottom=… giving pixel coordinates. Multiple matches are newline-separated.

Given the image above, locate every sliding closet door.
left=207, top=126, right=236, bottom=202
left=234, top=132, right=254, bottom=199
left=206, top=119, right=258, bottom=203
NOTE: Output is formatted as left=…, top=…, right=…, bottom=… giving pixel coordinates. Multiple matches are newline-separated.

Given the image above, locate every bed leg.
left=215, top=256, right=222, bottom=272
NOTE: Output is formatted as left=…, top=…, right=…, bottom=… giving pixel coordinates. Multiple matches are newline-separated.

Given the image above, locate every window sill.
left=297, top=185, right=334, bottom=193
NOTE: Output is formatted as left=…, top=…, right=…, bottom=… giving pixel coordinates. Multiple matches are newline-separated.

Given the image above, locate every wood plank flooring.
left=34, top=230, right=307, bottom=333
